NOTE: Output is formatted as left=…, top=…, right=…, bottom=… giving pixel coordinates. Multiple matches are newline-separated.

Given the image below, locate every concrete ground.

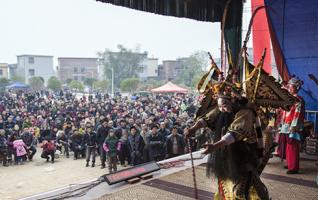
left=0, top=148, right=317, bottom=200
left=0, top=147, right=111, bottom=200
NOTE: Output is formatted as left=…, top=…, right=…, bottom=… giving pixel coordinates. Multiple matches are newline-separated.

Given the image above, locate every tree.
left=29, top=76, right=44, bottom=90
left=98, top=44, right=147, bottom=90
left=69, top=80, right=84, bottom=92
left=47, top=76, right=62, bottom=91
left=0, top=78, right=9, bottom=86
left=120, top=78, right=140, bottom=93
left=10, top=75, right=25, bottom=83
left=93, top=79, right=108, bottom=91
left=66, top=78, right=73, bottom=85
left=176, top=51, right=209, bottom=88
left=84, top=78, right=97, bottom=88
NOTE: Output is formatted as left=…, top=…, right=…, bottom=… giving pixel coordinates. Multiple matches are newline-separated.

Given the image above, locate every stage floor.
left=99, top=157, right=318, bottom=200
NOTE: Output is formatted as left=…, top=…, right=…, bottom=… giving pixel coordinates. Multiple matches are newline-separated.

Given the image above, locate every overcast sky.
left=0, top=0, right=230, bottom=65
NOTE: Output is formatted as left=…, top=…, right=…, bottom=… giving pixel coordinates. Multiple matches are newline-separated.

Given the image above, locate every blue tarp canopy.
left=5, top=82, right=29, bottom=89
left=265, top=0, right=318, bottom=110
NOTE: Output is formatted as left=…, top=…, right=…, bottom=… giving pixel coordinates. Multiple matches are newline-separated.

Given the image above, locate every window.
left=81, top=67, right=85, bottom=73
left=0, top=69, right=3, bottom=76
left=28, top=57, right=34, bottom=64
left=29, top=69, right=35, bottom=76
left=81, top=76, right=85, bottom=81
left=74, top=67, right=78, bottom=73
left=74, top=76, right=78, bottom=80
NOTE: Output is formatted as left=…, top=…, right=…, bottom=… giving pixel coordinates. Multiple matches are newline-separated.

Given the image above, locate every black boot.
left=86, top=162, right=89, bottom=167
left=91, top=162, right=95, bottom=167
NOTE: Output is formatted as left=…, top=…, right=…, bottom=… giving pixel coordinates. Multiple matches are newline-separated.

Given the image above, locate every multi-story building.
left=0, top=63, right=9, bottom=79
left=158, top=58, right=187, bottom=81
left=139, top=58, right=158, bottom=80
left=16, top=55, right=55, bottom=85
left=57, top=57, right=99, bottom=83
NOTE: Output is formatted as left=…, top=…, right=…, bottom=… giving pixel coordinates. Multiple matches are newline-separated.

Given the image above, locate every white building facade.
left=16, top=55, right=55, bottom=85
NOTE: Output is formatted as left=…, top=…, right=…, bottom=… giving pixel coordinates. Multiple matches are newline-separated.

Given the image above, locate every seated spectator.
left=41, top=139, right=56, bottom=163
left=13, top=138, right=27, bottom=165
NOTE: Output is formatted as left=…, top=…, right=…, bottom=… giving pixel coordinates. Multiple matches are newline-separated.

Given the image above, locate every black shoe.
left=284, top=165, right=288, bottom=169
left=51, top=160, right=54, bottom=164
left=91, top=163, right=95, bottom=168
left=86, top=162, right=89, bottom=167
left=46, top=158, right=49, bottom=162
left=3, top=163, right=9, bottom=167
left=286, top=170, right=298, bottom=174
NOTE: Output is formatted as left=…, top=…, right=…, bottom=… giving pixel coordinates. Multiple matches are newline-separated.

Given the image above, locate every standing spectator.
left=128, top=126, right=145, bottom=165
left=140, top=124, right=150, bottom=163
left=21, top=128, right=37, bottom=161
left=96, top=119, right=109, bottom=169
left=0, top=129, right=8, bottom=166
left=103, top=129, right=120, bottom=173
left=41, top=139, right=56, bottom=163
left=70, top=129, right=85, bottom=160
left=82, top=124, right=97, bottom=167
left=166, top=126, right=185, bottom=158
left=118, top=129, right=130, bottom=166
left=147, top=125, right=165, bottom=161
left=158, top=122, right=170, bottom=142
left=56, top=130, right=70, bottom=158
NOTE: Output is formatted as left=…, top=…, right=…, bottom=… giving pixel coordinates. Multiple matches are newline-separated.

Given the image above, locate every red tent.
left=151, top=82, right=188, bottom=93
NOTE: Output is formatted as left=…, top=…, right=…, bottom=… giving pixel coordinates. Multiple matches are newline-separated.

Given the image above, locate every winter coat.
left=147, top=133, right=165, bottom=158
left=82, top=132, right=97, bottom=147
left=103, top=136, right=121, bottom=157
left=166, top=134, right=185, bottom=156
left=13, top=139, right=27, bottom=156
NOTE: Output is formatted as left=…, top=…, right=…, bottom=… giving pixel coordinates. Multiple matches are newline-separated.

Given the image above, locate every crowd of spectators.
left=0, top=90, right=213, bottom=172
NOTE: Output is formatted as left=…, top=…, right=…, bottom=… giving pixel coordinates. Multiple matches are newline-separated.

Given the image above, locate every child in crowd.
left=103, top=129, right=121, bottom=173
left=13, top=138, right=27, bottom=165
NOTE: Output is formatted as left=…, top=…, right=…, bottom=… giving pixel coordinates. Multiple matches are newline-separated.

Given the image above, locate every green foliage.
left=29, top=76, right=44, bottom=90
left=176, top=51, right=209, bottom=88
left=93, top=79, right=108, bottom=91
left=139, top=79, right=164, bottom=91
left=69, top=80, right=84, bottom=92
left=98, top=44, right=146, bottom=90
left=47, top=76, right=62, bottom=91
left=66, top=78, right=73, bottom=84
left=120, top=78, right=140, bottom=93
left=10, top=75, right=25, bottom=83
left=0, top=78, right=9, bottom=85
left=84, top=78, right=97, bottom=88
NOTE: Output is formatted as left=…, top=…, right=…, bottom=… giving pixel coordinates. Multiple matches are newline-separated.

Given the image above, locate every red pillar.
left=251, top=0, right=272, bottom=74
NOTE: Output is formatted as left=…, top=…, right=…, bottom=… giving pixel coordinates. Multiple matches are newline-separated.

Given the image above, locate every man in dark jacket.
left=158, top=122, right=170, bottom=142
left=82, top=124, right=97, bottom=167
left=96, top=119, right=109, bottom=168
left=0, top=129, right=8, bottom=166
left=147, top=125, right=165, bottom=161
left=128, top=126, right=145, bottom=165
left=166, top=126, right=185, bottom=158
left=21, top=128, right=37, bottom=161
left=70, top=129, right=85, bottom=159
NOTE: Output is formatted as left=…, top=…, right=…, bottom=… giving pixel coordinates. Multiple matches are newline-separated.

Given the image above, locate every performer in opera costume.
left=185, top=85, right=269, bottom=200
left=277, top=77, right=305, bottom=174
